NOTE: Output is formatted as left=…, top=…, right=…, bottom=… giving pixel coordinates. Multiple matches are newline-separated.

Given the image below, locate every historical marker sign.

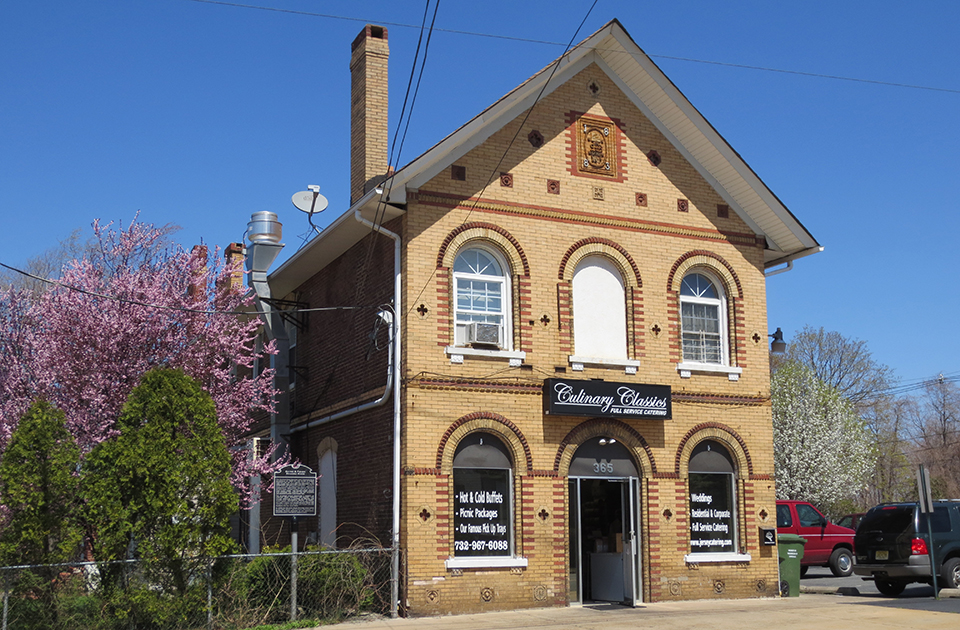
left=273, top=464, right=317, bottom=517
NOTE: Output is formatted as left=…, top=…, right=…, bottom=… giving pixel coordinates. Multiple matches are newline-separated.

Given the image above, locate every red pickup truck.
left=776, top=500, right=856, bottom=576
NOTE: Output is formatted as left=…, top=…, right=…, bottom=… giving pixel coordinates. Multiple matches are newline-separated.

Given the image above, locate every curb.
left=800, top=585, right=960, bottom=598
left=799, top=585, right=859, bottom=595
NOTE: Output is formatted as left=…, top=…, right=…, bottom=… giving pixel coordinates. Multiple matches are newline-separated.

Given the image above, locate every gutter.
left=764, top=246, right=824, bottom=275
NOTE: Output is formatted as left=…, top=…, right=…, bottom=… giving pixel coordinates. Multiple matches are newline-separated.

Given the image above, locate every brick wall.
left=396, top=64, right=780, bottom=614
left=258, top=221, right=398, bottom=549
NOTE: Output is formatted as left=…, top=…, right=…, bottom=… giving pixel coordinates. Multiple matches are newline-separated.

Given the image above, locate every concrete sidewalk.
left=323, top=594, right=958, bottom=630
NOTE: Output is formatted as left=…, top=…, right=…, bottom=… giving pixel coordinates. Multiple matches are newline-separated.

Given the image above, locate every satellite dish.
left=292, top=190, right=328, bottom=215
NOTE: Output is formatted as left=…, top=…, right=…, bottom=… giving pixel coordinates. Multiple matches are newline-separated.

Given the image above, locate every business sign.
left=760, top=527, right=777, bottom=546
left=273, top=464, right=317, bottom=517
left=543, top=378, right=671, bottom=419
left=689, top=473, right=735, bottom=553
left=453, top=469, right=511, bottom=556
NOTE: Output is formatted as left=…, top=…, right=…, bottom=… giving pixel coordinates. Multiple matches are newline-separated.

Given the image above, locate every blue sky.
left=3, top=1, right=958, bottom=386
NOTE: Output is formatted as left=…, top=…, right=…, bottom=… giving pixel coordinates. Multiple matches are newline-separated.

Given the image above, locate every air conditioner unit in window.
left=465, top=322, right=502, bottom=347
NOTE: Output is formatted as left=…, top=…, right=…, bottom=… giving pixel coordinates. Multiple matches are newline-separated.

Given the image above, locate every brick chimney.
left=350, top=24, right=389, bottom=204
left=222, top=242, right=245, bottom=293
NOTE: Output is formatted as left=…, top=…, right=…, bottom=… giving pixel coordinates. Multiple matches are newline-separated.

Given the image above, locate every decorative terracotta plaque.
left=577, top=116, right=616, bottom=178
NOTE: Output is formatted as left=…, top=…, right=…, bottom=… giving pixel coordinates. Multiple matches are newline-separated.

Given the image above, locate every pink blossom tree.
left=0, top=218, right=282, bottom=502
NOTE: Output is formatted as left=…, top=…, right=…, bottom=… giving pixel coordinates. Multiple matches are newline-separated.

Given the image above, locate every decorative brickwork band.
left=415, top=189, right=761, bottom=249
left=554, top=418, right=657, bottom=476
left=435, top=267, right=452, bottom=348
left=436, top=412, right=533, bottom=474
left=556, top=281, right=573, bottom=352
left=674, top=422, right=754, bottom=478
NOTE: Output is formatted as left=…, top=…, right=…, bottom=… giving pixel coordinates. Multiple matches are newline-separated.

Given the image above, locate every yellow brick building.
left=260, top=19, right=820, bottom=616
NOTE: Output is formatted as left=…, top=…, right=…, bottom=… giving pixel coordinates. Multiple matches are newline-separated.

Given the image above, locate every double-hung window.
left=453, top=248, right=510, bottom=349
left=680, top=273, right=725, bottom=365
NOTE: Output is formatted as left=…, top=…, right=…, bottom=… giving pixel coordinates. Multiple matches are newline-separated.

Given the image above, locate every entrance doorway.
left=568, top=438, right=641, bottom=605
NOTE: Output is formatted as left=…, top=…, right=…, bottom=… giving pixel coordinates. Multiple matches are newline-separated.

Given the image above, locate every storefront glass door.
left=568, top=474, right=641, bottom=605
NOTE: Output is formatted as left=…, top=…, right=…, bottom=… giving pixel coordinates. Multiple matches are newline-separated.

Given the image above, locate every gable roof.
left=271, top=19, right=820, bottom=296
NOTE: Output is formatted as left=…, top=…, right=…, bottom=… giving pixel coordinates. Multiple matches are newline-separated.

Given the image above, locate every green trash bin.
left=777, top=534, right=806, bottom=597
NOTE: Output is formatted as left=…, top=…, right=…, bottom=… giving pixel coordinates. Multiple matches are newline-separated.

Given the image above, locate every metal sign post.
left=274, top=464, right=318, bottom=620
left=916, top=464, right=939, bottom=599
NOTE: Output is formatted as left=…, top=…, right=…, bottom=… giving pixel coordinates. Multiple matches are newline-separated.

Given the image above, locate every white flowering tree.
left=772, top=361, right=875, bottom=514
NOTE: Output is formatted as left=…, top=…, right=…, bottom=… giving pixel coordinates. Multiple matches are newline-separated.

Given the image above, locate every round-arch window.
left=453, top=432, right=514, bottom=557
left=453, top=432, right=512, bottom=469
left=453, top=247, right=510, bottom=348
left=572, top=256, right=627, bottom=359
left=688, top=440, right=736, bottom=554
left=689, top=440, right=734, bottom=474
left=454, top=249, right=503, bottom=276
left=680, top=272, right=725, bottom=364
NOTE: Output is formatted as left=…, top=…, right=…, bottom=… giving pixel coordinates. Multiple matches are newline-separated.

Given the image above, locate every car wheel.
left=799, top=565, right=808, bottom=577
left=941, top=557, right=960, bottom=589
left=829, top=548, right=853, bottom=577
left=875, top=580, right=906, bottom=597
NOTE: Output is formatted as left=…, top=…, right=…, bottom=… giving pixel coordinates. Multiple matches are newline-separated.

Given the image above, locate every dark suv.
left=853, top=501, right=960, bottom=596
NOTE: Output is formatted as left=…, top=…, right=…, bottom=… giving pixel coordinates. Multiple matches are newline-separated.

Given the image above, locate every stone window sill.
left=676, top=362, right=743, bottom=381
left=684, top=552, right=751, bottom=564
left=569, top=356, right=641, bottom=374
left=445, top=346, right=526, bottom=367
left=445, top=556, right=528, bottom=569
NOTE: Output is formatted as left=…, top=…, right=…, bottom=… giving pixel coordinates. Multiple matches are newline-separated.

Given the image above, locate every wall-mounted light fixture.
left=598, top=438, right=617, bottom=446
left=769, top=328, right=787, bottom=354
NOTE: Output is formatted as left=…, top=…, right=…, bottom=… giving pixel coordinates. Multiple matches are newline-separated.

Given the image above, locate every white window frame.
left=452, top=246, right=512, bottom=351
left=677, top=271, right=741, bottom=380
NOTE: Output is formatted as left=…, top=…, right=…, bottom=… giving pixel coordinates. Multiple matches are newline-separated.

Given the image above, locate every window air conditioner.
left=465, top=322, right=502, bottom=347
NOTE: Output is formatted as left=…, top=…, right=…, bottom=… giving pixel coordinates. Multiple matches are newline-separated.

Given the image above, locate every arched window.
left=318, top=446, right=337, bottom=547
left=680, top=272, right=727, bottom=365
left=451, top=433, right=516, bottom=560
left=688, top=440, right=737, bottom=555
left=453, top=247, right=511, bottom=349
left=572, top=256, right=627, bottom=359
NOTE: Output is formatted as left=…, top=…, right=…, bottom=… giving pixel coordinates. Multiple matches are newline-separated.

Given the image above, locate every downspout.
left=352, top=208, right=402, bottom=618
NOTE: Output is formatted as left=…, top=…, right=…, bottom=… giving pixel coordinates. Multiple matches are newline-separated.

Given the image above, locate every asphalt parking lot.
left=801, top=565, right=960, bottom=613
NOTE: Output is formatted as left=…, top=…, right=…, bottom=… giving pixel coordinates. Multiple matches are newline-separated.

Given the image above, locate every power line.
left=0, top=261, right=375, bottom=317
left=404, top=0, right=600, bottom=316
left=366, top=0, right=440, bottom=262
left=650, top=54, right=960, bottom=95
left=184, top=0, right=960, bottom=95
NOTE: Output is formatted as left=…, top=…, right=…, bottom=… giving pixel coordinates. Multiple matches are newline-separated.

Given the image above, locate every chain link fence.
left=0, top=546, right=393, bottom=630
